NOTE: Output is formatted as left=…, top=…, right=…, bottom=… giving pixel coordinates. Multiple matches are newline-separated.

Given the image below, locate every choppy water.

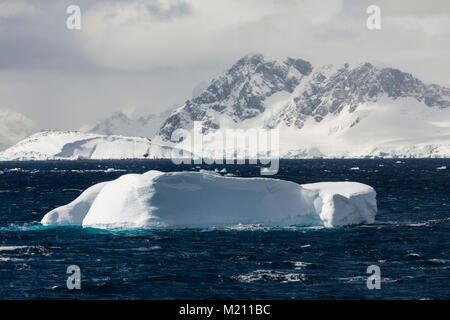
left=0, top=159, right=449, bottom=299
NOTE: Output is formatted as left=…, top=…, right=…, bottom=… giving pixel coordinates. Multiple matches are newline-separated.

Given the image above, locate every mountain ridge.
left=158, top=53, right=450, bottom=142
left=0, top=131, right=175, bottom=161
left=1, top=53, right=450, bottom=160
left=0, top=108, right=39, bottom=151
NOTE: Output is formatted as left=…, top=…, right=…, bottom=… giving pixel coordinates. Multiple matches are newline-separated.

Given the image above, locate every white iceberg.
left=41, top=182, right=109, bottom=226
left=41, top=171, right=377, bottom=229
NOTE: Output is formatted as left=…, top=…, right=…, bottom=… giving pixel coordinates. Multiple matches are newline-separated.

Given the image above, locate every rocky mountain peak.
left=160, top=53, right=312, bottom=140
left=157, top=54, right=450, bottom=141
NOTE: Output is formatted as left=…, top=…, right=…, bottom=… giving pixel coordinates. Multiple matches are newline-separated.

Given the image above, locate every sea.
left=0, top=159, right=449, bottom=299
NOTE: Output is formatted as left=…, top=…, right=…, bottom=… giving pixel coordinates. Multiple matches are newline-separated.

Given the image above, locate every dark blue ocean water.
left=0, top=159, right=449, bottom=299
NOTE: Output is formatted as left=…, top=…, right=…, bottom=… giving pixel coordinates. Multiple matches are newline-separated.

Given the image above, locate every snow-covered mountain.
left=0, top=108, right=39, bottom=151
left=0, top=131, right=175, bottom=160
left=2, top=53, right=450, bottom=160
left=80, top=108, right=175, bottom=138
left=154, top=53, right=450, bottom=158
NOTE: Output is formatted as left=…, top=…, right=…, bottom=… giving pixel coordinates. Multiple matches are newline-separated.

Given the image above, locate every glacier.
left=0, top=131, right=176, bottom=160
left=41, top=170, right=377, bottom=229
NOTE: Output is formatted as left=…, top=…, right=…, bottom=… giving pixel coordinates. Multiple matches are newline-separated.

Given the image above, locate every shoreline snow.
left=0, top=131, right=176, bottom=161
left=0, top=130, right=449, bottom=161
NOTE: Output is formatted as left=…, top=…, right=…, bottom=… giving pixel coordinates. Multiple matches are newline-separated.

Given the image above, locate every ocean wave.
left=405, top=252, right=421, bottom=258
left=202, top=224, right=327, bottom=232
left=1, top=168, right=128, bottom=174
left=232, top=269, right=307, bottom=283
left=336, top=276, right=398, bottom=283
left=0, top=223, right=57, bottom=232
left=292, top=261, right=312, bottom=269
left=428, top=258, right=450, bottom=264
left=0, top=245, right=29, bottom=251
left=0, top=245, right=51, bottom=256
left=70, top=168, right=127, bottom=173
left=0, top=257, right=25, bottom=262
left=0, top=222, right=337, bottom=234
left=375, top=218, right=450, bottom=228
left=4, top=217, right=447, bottom=235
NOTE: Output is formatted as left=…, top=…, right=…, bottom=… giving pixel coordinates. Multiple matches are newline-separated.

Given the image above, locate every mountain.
left=0, top=108, right=39, bottom=151
left=2, top=53, right=450, bottom=160
left=158, top=54, right=313, bottom=140
left=0, top=131, right=175, bottom=160
left=154, top=53, right=450, bottom=158
left=81, top=108, right=175, bottom=138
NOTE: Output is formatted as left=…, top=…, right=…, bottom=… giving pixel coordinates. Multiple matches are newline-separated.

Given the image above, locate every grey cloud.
left=374, top=0, right=450, bottom=16
left=146, top=0, right=192, bottom=20
left=0, top=0, right=449, bottom=131
left=0, top=0, right=97, bottom=72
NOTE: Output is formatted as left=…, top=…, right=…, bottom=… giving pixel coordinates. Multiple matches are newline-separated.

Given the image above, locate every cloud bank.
left=0, top=0, right=449, bottom=129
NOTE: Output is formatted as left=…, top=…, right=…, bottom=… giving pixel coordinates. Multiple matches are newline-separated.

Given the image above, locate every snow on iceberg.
left=41, top=182, right=109, bottom=226
left=41, top=171, right=377, bottom=229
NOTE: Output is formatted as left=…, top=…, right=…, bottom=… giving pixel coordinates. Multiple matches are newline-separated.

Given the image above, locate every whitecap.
left=0, top=246, right=29, bottom=251
left=336, top=276, right=366, bottom=283
left=207, top=224, right=269, bottom=232
left=132, top=246, right=161, bottom=251
left=428, top=259, right=450, bottom=264
left=0, top=245, right=51, bottom=255
left=405, top=253, right=421, bottom=258
left=0, top=257, right=25, bottom=262
left=292, top=261, right=312, bottom=269
left=105, top=168, right=126, bottom=173
left=232, top=270, right=307, bottom=283
left=337, top=275, right=408, bottom=284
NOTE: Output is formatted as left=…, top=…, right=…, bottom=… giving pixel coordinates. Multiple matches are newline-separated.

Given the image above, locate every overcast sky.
left=0, top=0, right=449, bottom=130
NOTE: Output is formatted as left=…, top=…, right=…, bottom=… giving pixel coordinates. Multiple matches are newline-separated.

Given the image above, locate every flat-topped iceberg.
left=41, top=171, right=377, bottom=229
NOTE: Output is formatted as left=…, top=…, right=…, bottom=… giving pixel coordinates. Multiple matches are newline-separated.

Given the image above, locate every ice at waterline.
left=41, top=170, right=377, bottom=229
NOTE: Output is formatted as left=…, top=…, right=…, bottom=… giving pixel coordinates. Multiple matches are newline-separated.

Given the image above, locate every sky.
left=0, top=0, right=449, bottom=130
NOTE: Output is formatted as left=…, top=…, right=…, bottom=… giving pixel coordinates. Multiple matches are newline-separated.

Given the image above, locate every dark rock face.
left=159, top=54, right=450, bottom=141
left=160, top=54, right=312, bottom=140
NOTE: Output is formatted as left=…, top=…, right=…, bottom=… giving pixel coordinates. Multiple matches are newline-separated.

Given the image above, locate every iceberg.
left=41, top=182, right=109, bottom=226
left=41, top=171, right=377, bottom=229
